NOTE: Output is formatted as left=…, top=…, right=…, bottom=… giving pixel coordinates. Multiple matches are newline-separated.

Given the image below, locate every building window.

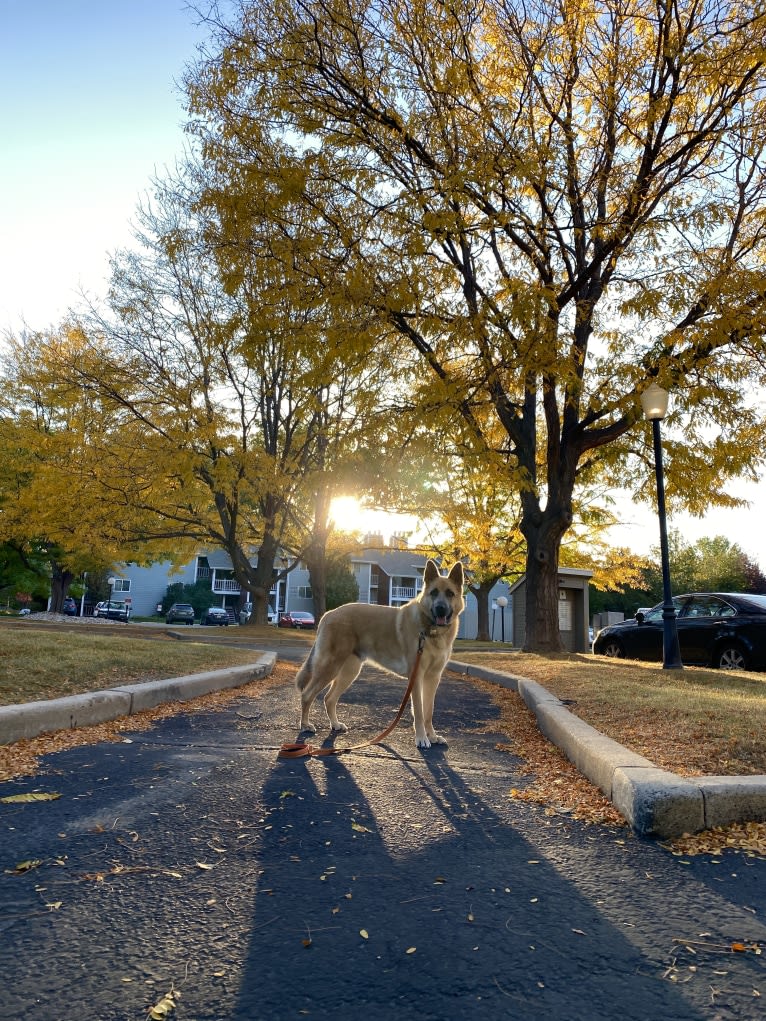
left=558, top=591, right=572, bottom=631
left=113, top=579, right=131, bottom=593
left=297, top=585, right=313, bottom=600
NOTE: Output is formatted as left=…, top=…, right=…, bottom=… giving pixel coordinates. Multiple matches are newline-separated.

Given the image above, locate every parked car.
left=166, top=603, right=195, bottom=625
left=62, top=597, right=78, bottom=616
left=238, top=604, right=279, bottom=625
left=18, top=607, right=31, bottom=616
left=592, top=592, right=766, bottom=671
left=202, top=606, right=230, bottom=626
left=93, top=600, right=131, bottom=622
left=278, top=610, right=316, bottom=629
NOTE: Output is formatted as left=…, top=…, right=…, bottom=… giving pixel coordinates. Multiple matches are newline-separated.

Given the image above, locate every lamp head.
left=640, top=381, right=669, bottom=421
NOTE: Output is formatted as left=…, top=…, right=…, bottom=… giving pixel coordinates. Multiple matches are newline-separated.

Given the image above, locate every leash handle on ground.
left=278, top=632, right=427, bottom=760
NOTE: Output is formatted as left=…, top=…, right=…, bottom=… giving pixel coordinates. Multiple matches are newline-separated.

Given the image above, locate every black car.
left=166, top=603, right=195, bottom=625
left=202, top=606, right=230, bottom=626
left=592, top=592, right=766, bottom=671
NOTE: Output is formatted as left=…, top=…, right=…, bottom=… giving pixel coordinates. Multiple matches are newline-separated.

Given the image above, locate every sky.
left=0, top=0, right=207, bottom=330
left=1, top=0, right=765, bottom=570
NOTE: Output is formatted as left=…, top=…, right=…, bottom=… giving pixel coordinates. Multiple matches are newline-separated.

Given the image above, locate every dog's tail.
left=295, top=646, right=314, bottom=691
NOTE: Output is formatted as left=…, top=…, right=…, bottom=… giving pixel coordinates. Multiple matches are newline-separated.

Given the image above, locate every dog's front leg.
left=411, top=687, right=430, bottom=748
left=416, top=672, right=446, bottom=748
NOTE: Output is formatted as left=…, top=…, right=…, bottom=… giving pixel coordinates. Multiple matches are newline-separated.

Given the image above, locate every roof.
left=353, top=548, right=432, bottom=577
left=508, top=566, right=594, bottom=594
left=200, top=550, right=238, bottom=570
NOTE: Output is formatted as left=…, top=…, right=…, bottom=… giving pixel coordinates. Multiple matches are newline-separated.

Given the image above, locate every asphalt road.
left=1, top=665, right=765, bottom=1021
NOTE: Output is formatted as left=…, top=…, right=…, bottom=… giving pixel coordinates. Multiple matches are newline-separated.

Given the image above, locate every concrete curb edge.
left=449, top=658, right=766, bottom=839
left=0, top=654, right=277, bottom=746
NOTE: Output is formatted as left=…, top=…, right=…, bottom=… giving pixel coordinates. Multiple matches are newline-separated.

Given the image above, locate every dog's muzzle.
left=432, top=604, right=453, bottom=627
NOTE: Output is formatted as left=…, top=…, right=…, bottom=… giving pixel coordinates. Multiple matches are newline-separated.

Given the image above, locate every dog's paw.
left=300, top=721, right=317, bottom=735
left=415, top=734, right=432, bottom=749
left=331, top=722, right=348, bottom=733
left=428, top=732, right=448, bottom=746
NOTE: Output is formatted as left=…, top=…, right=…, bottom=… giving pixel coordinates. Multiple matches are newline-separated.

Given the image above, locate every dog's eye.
left=430, top=588, right=440, bottom=598
left=445, top=590, right=454, bottom=599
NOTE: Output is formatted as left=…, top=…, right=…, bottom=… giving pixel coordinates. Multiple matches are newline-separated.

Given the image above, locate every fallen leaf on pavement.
left=0, top=792, right=61, bottom=803
left=148, top=987, right=180, bottom=1019
left=6, top=859, right=43, bottom=874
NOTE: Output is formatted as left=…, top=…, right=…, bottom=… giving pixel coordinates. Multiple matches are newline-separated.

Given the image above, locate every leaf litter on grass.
left=465, top=672, right=766, bottom=860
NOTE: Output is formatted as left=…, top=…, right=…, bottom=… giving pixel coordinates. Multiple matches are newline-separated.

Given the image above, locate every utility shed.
left=509, top=568, right=593, bottom=652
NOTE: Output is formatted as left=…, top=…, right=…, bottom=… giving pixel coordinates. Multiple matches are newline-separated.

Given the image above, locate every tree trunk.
left=521, top=522, right=566, bottom=652
left=48, top=563, right=75, bottom=608
left=230, top=531, right=279, bottom=626
left=307, top=552, right=327, bottom=622
left=469, top=580, right=496, bottom=642
left=49, top=560, right=74, bottom=613
left=305, top=476, right=332, bottom=622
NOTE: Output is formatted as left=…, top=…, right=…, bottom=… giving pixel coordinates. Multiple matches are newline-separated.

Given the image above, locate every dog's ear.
left=448, top=562, right=465, bottom=588
left=423, top=559, right=440, bottom=584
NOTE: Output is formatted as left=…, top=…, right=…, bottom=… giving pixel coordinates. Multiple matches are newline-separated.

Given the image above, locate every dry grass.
left=464, top=671, right=766, bottom=859
left=456, top=652, right=766, bottom=777
left=0, top=629, right=261, bottom=706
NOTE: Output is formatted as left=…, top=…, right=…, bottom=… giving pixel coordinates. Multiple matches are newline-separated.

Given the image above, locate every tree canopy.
left=1, top=167, right=394, bottom=622
left=186, top=0, right=766, bottom=648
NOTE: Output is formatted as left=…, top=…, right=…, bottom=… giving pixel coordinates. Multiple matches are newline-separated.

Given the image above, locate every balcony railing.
left=212, top=579, right=242, bottom=593
left=391, top=586, right=417, bottom=600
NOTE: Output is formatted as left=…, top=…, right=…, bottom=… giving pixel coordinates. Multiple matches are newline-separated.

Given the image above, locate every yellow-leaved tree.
left=2, top=170, right=394, bottom=624
left=186, top=0, right=766, bottom=649
left=0, top=328, right=195, bottom=609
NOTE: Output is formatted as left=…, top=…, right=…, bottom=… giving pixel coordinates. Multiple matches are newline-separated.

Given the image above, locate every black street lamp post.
left=640, top=382, right=683, bottom=670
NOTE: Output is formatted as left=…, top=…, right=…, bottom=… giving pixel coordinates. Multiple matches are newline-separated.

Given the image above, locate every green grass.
left=0, top=630, right=263, bottom=706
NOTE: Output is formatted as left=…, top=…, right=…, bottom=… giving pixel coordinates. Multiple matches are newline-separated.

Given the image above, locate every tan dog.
left=296, top=560, right=465, bottom=748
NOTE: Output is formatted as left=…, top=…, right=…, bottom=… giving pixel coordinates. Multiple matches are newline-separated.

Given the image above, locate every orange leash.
left=278, top=633, right=426, bottom=760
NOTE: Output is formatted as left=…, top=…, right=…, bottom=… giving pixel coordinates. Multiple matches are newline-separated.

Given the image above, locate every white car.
left=93, top=600, right=131, bottom=621
left=239, top=604, right=279, bottom=624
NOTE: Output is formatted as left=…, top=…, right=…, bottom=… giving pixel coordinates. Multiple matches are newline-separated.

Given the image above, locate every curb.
left=0, top=654, right=277, bottom=746
left=449, top=659, right=766, bottom=840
